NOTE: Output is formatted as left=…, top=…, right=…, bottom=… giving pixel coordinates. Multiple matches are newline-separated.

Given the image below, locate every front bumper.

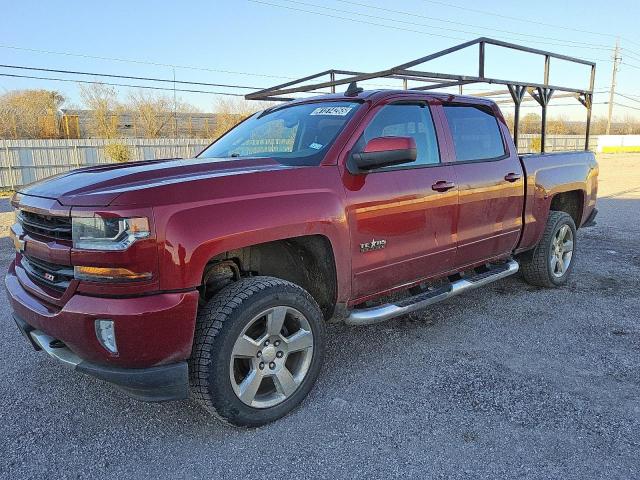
left=14, top=315, right=188, bottom=401
left=6, top=261, right=199, bottom=401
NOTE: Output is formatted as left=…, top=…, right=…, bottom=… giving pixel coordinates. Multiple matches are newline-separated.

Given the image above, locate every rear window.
left=443, top=105, right=506, bottom=161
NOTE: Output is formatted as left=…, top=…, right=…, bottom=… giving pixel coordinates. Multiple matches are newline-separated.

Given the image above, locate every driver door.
left=341, top=100, right=458, bottom=302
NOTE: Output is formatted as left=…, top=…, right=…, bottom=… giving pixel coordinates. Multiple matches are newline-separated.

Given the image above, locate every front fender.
left=154, top=171, right=351, bottom=300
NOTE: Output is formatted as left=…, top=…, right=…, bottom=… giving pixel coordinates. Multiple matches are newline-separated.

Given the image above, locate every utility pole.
left=173, top=67, right=178, bottom=139
left=606, top=40, right=621, bottom=135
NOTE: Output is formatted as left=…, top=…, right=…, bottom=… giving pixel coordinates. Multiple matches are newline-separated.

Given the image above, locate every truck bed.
left=517, top=150, right=598, bottom=252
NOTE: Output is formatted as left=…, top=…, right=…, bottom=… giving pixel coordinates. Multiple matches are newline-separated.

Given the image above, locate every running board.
left=345, top=260, right=519, bottom=326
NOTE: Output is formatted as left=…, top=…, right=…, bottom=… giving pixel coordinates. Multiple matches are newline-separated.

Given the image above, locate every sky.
left=2, top=0, right=640, bottom=120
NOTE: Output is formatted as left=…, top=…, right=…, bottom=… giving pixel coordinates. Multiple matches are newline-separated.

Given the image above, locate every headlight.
left=72, top=216, right=150, bottom=250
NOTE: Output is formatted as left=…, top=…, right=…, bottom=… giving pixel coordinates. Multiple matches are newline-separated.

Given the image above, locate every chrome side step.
left=345, top=260, right=519, bottom=326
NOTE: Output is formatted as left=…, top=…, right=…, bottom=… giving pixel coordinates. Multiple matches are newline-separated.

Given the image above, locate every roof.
left=275, top=89, right=498, bottom=107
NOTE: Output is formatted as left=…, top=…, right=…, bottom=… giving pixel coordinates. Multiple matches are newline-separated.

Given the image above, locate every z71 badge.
left=360, top=238, right=387, bottom=253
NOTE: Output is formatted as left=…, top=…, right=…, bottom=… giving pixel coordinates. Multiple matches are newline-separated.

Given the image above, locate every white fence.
left=517, top=134, right=597, bottom=153
left=0, top=138, right=210, bottom=189
left=1, top=134, right=635, bottom=189
left=596, top=135, right=640, bottom=153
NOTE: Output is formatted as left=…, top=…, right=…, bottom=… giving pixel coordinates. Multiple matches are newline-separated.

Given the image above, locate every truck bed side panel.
left=517, top=151, right=598, bottom=253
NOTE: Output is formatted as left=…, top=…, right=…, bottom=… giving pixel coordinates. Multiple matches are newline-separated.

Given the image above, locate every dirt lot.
left=0, top=154, right=638, bottom=479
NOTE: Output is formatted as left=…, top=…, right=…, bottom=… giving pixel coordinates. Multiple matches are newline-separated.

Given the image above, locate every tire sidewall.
left=546, top=213, right=577, bottom=286
left=203, top=283, right=325, bottom=427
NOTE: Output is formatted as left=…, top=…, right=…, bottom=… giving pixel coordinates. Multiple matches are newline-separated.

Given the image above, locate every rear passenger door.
left=440, top=102, right=525, bottom=268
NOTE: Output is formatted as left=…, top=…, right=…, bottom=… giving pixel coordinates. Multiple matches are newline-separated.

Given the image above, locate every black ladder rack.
left=245, top=37, right=596, bottom=153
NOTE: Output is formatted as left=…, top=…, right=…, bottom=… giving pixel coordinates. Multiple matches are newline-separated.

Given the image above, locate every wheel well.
left=200, top=235, right=337, bottom=320
left=550, top=190, right=584, bottom=227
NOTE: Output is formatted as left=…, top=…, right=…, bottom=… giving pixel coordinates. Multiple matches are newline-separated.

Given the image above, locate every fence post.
left=73, top=144, right=81, bottom=168
left=5, top=143, right=15, bottom=190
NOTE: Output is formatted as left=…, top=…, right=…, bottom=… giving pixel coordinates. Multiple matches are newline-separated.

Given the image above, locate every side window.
left=355, top=104, right=440, bottom=167
left=443, top=105, right=506, bottom=162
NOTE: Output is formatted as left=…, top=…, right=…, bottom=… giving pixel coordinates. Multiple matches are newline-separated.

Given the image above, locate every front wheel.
left=189, top=276, right=325, bottom=427
left=520, top=211, right=577, bottom=287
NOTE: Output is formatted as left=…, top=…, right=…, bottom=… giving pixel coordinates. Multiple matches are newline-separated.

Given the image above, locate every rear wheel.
left=520, top=211, right=577, bottom=287
left=189, top=276, right=325, bottom=427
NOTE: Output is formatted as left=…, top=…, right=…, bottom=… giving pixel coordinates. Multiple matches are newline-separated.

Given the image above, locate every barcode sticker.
left=310, top=106, right=353, bottom=116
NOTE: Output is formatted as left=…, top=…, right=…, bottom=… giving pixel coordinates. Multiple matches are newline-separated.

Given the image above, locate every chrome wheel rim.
left=550, top=224, right=574, bottom=278
left=229, top=306, right=314, bottom=409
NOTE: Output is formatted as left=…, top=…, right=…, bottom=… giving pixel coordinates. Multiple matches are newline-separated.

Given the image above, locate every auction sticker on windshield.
left=310, top=106, right=353, bottom=116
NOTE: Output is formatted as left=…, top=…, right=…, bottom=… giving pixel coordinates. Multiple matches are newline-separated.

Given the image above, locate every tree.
left=211, top=97, right=265, bottom=139
left=126, top=90, right=199, bottom=138
left=0, top=89, right=64, bottom=139
left=78, top=84, right=132, bottom=162
left=547, top=116, right=570, bottom=135
left=520, top=113, right=541, bottom=134
left=79, top=83, right=121, bottom=139
left=127, top=91, right=173, bottom=138
left=503, top=112, right=515, bottom=135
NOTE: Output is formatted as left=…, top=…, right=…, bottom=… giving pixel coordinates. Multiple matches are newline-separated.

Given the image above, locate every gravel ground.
left=0, top=154, right=639, bottom=479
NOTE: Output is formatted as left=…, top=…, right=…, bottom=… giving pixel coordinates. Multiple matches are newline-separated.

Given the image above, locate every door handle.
left=504, top=172, right=522, bottom=182
left=431, top=180, right=456, bottom=192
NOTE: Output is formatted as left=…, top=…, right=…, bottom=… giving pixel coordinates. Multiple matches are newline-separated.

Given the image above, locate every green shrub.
left=530, top=136, right=542, bottom=153
left=104, top=142, right=131, bottom=163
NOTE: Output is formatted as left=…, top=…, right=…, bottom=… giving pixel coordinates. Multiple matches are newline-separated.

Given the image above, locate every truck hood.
left=18, top=157, right=295, bottom=207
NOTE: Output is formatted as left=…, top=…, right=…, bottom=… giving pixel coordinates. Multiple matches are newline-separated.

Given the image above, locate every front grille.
left=18, top=210, right=72, bottom=241
left=21, top=255, right=74, bottom=292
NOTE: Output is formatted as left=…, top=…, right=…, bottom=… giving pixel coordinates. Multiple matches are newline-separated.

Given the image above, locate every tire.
left=189, top=276, right=326, bottom=427
left=520, top=211, right=577, bottom=287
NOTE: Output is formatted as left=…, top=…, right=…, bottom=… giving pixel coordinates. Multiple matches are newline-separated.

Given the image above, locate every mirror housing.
left=348, top=136, right=417, bottom=173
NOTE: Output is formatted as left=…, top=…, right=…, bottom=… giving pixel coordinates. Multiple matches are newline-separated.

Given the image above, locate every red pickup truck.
left=6, top=89, right=598, bottom=426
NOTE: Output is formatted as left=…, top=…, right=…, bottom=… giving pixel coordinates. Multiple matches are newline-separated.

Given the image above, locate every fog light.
left=95, top=319, right=118, bottom=354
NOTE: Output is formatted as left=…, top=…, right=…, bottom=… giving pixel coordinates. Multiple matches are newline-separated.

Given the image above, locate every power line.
left=617, top=91, right=640, bottom=99
left=613, top=102, right=640, bottom=112
left=621, top=62, right=640, bottom=70
left=258, top=0, right=611, bottom=52
left=615, top=92, right=640, bottom=104
left=623, top=49, right=640, bottom=61
left=331, top=0, right=612, bottom=49
left=0, top=64, right=266, bottom=90
left=418, top=0, right=640, bottom=49
left=518, top=101, right=608, bottom=108
left=0, top=44, right=292, bottom=80
left=0, top=72, right=246, bottom=96
left=249, top=0, right=466, bottom=41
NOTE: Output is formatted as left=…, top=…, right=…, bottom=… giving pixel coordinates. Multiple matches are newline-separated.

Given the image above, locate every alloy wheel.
left=550, top=224, right=574, bottom=278
left=229, top=306, right=314, bottom=408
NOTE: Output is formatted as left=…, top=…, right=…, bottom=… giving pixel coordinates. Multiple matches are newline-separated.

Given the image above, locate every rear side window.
left=443, top=105, right=506, bottom=162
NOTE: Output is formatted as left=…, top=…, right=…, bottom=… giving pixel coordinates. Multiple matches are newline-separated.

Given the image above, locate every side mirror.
left=348, top=136, right=417, bottom=174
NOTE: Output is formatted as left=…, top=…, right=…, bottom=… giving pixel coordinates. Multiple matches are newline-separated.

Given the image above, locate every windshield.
left=198, top=101, right=360, bottom=165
